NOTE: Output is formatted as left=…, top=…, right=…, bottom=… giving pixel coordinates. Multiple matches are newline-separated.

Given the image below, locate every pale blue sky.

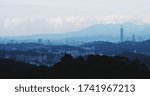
left=0, top=0, right=150, bottom=36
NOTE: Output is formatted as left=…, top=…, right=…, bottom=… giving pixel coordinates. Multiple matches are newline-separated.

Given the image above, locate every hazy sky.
left=0, top=0, right=150, bottom=36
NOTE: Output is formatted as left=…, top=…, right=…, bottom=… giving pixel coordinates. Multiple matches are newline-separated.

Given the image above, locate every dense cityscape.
left=0, top=26, right=150, bottom=78
left=0, top=26, right=150, bottom=66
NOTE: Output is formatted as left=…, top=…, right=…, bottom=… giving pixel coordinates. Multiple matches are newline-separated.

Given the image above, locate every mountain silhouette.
left=4, top=23, right=150, bottom=42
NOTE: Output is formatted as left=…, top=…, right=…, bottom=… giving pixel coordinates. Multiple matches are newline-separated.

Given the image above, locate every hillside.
left=81, top=40, right=150, bottom=55
left=0, top=54, right=150, bottom=79
left=120, top=52, right=150, bottom=69
left=0, top=58, right=37, bottom=78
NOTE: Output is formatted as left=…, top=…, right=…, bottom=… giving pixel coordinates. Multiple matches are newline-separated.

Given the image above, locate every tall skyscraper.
left=120, top=25, right=124, bottom=42
left=132, top=34, right=136, bottom=41
left=38, top=39, right=43, bottom=44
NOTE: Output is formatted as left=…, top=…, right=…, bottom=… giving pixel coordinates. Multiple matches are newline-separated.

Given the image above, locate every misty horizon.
left=1, top=0, right=150, bottom=36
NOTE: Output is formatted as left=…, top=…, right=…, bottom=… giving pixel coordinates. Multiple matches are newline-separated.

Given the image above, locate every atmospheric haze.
left=0, top=0, right=150, bottom=36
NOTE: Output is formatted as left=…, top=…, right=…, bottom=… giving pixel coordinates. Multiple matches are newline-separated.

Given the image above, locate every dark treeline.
left=0, top=54, right=150, bottom=79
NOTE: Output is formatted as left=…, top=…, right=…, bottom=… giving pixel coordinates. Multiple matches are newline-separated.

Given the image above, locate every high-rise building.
left=38, top=39, right=43, bottom=44
left=132, top=34, right=136, bottom=41
left=120, top=25, right=124, bottom=42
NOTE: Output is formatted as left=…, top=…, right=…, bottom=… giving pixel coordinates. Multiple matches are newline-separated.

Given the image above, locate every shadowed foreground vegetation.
left=0, top=54, right=150, bottom=79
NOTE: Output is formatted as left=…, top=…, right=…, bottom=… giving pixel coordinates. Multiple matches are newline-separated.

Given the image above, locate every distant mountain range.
left=2, top=23, right=150, bottom=43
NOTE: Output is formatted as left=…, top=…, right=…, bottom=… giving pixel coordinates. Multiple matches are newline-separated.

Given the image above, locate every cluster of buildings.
left=0, top=25, right=144, bottom=66
left=0, top=44, right=96, bottom=66
left=120, top=25, right=139, bottom=42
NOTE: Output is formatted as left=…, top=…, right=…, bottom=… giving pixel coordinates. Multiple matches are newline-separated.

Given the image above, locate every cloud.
left=3, top=15, right=150, bottom=29
left=3, top=17, right=28, bottom=28
left=46, top=15, right=131, bottom=28
left=1, top=15, right=150, bottom=36
left=141, top=15, right=150, bottom=24
left=47, top=15, right=150, bottom=29
left=47, top=17, right=64, bottom=28
left=47, top=16, right=89, bottom=28
left=94, top=15, right=129, bottom=24
left=64, top=16, right=91, bottom=26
